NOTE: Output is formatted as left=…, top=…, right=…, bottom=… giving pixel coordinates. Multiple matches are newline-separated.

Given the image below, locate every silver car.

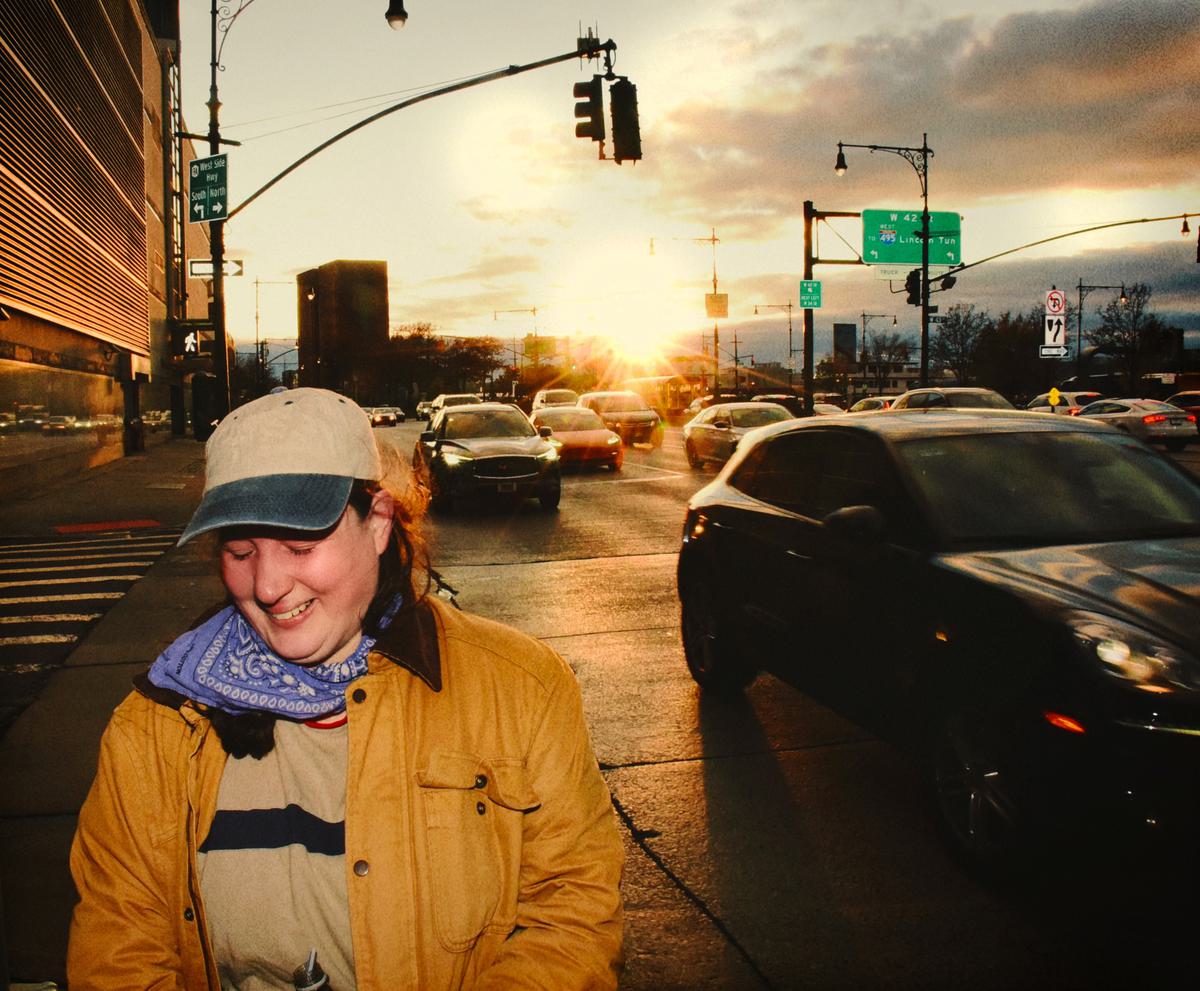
left=683, top=401, right=792, bottom=468
left=1076, top=398, right=1196, bottom=451
left=1025, top=390, right=1102, bottom=415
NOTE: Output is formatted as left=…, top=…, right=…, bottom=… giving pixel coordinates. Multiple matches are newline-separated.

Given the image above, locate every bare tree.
left=1086, top=283, right=1165, bottom=393
left=865, top=331, right=911, bottom=391
left=929, top=303, right=989, bottom=384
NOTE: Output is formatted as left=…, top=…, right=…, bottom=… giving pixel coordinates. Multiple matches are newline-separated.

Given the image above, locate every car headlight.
left=548, top=437, right=563, bottom=449
left=441, top=450, right=474, bottom=467
left=536, top=447, right=559, bottom=461
left=606, top=435, right=620, bottom=445
left=1068, top=611, right=1200, bottom=695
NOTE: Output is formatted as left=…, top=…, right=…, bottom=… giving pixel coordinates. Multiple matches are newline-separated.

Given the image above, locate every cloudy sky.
left=179, top=0, right=1200, bottom=365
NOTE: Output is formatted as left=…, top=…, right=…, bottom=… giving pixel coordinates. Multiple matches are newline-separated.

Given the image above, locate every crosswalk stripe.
left=0, top=575, right=144, bottom=589
left=0, top=592, right=125, bottom=605
left=0, top=561, right=155, bottom=575
left=0, top=550, right=169, bottom=565
left=0, top=535, right=179, bottom=553
left=0, top=633, right=79, bottom=646
left=0, top=613, right=102, bottom=624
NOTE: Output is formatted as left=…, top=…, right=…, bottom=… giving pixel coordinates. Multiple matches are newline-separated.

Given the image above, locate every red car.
left=530, top=406, right=623, bottom=471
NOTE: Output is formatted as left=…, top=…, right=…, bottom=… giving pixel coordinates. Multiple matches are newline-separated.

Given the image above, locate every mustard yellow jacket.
left=68, top=596, right=624, bottom=989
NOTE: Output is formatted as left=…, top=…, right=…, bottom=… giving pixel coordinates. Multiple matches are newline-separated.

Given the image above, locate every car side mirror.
left=419, top=430, right=435, bottom=444
left=538, top=425, right=552, bottom=438
left=823, top=504, right=886, bottom=544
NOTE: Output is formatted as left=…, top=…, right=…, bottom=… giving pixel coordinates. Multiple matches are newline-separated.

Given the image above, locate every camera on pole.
left=609, top=77, right=641, bottom=164
left=573, top=76, right=605, bottom=143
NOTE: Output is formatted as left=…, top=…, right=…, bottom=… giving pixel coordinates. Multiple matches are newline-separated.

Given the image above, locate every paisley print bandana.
left=147, top=596, right=401, bottom=717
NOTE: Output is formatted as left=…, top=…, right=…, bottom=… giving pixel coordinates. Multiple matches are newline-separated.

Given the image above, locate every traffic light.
left=904, top=269, right=921, bottom=306
left=573, top=76, right=605, bottom=143
left=609, top=77, right=642, bottom=164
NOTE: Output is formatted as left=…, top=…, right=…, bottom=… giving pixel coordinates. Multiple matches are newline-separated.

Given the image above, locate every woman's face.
left=219, top=490, right=393, bottom=667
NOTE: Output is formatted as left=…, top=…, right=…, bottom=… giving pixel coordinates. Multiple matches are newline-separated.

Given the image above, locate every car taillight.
left=1187, top=414, right=1197, bottom=423
left=1067, top=407, right=1082, bottom=415
left=1142, top=414, right=1168, bottom=425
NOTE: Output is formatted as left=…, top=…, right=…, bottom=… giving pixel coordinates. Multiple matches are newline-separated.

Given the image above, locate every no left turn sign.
left=1045, top=289, right=1067, bottom=315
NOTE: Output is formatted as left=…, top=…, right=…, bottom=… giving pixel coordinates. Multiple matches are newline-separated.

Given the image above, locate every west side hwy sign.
left=862, top=209, right=961, bottom=266
left=188, top=153, right=228, bottom=223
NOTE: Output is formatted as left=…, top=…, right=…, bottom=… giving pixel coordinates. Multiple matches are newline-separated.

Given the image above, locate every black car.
left=677, top=409, right=1200, bottom=867
left=412, top=403, right=561, bottom=512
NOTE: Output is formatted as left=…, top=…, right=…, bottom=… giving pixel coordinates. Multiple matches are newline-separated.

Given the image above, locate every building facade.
left=0, top=0, right=210, bottom=495
left=297, top=259, right=388, bottom=402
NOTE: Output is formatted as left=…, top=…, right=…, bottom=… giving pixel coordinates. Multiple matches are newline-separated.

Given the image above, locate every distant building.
left=297, top=260, right=388, bottom=401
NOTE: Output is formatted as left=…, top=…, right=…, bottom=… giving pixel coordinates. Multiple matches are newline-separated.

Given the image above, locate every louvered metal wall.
left=0, top=0, right=149, bottom=354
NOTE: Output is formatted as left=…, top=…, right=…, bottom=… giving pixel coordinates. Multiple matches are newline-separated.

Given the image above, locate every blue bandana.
left=147, top=596, right=401, bottom=718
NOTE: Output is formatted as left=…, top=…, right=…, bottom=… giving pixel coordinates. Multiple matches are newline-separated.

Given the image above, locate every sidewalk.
left=0, top=438, right=222, bottom=984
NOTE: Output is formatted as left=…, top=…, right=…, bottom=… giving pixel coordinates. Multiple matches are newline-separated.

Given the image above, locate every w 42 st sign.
left=862, top=209, right=961, bottom=266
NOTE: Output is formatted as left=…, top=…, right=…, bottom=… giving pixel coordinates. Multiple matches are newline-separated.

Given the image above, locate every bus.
left=618, top=375, right=700, bottom=424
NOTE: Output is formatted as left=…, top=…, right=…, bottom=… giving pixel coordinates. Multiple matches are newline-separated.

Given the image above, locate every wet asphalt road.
left=379, top=421, right=1195, bottom=991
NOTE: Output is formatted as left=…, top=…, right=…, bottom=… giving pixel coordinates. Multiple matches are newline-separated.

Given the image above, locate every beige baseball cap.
left=180, top=388, right=381, bottom=544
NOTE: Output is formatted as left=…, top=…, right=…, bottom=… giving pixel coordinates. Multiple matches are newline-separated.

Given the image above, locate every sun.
left=550, top=239, right=699, bottom=364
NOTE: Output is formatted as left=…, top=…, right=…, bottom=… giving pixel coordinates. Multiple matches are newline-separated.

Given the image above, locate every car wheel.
left=684, top=439, right=702, bottom=469
left=931, top=708, right=1024, bottom=872
left=680, top=579, right=756, bottom=693
left=538, top=480, right=561, bottom=511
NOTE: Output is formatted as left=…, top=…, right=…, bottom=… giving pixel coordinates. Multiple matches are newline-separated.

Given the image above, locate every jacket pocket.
left=417, top=752, right=541, bottom=952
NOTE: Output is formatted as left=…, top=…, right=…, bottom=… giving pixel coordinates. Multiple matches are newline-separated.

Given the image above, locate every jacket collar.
left=373, top=598, right=442, bottom=691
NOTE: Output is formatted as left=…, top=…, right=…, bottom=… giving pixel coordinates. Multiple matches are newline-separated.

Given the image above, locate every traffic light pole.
left=803, top=201, right=863, bottom=415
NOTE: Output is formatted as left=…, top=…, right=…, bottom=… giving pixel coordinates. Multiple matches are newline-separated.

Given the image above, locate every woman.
left=68, top=388, right=624, bottom=990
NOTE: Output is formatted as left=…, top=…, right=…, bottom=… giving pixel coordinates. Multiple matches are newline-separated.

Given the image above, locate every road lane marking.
left=0, top=634, right=79, bottom=646
left=0, top=561, right=155, bottom=575
left=0, top=575, right=144, bottom=589
left=0, top=613, right=101, bottom=624
left=0, top=592, right=125, bottom=605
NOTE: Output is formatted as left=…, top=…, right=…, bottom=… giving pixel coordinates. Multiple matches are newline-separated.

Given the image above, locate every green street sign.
left=862, top=209, right=961, bottom=266
left=188, top=153, right=228, bottom=223
left=799, top=280, right=822, bottom=308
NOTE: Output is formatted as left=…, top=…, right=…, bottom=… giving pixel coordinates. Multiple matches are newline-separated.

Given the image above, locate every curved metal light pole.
left=836, top=134, right=933, bottom=385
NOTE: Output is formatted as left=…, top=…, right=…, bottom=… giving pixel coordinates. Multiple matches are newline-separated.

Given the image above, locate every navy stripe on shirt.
left=199, top=805, right=345, bottom=856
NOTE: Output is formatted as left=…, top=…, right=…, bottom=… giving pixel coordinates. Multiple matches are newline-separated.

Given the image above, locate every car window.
left=895, top=431, right=1200, bottom=546
left=590, top=394, right=648, bottom=413
left=539, top=390, right=578, bottom=405
left=1081, top=402, right=1126, bottom=415
left=898, top=392, right=929, bottom=409
left=1028, top=394, right=1050, bottom=408
left=442, top=410, right=534, bottom=439
left=947, top=391, right=1012, bottom=409
left=536, top=409, right=604, bottom=431
left=694, top=408, right=716, bottom=425
left=731, top=406, right=790, bottom=428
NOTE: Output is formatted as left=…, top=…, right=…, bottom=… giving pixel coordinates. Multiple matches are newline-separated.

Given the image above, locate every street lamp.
left=835, top=134, right=935, bottom=386
left=384, top=0, right=407, bottom=28
left=1075, top=279, right=1127, bottom=379
left=753, top=301, right=796, bottom=391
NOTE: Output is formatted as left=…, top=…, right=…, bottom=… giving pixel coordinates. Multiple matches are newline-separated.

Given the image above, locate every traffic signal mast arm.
left=228, top=36, right=619, bottom=221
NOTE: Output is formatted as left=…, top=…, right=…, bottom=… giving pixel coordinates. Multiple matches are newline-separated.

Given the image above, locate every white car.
left=1076, top=398, right=1196, bottom=451
left=682, top=401, right=792, bottom=468
left=1025, top=390, right=1103, bottom=415
left=531, top=388, right=579, bottom=411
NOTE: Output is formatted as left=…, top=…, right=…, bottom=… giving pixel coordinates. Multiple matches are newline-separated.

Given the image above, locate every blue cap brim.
left=179, top=474, right=354, bottom=545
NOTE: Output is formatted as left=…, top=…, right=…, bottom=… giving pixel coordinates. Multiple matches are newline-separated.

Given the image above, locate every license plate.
left=497, top=482, right=517, bottom=493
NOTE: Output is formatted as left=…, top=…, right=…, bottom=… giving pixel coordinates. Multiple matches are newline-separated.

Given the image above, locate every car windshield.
left=591, top=394, right=648, bottom=413
left=538, top=409, right=605, bottom=431
left=442, top=409, right=534, bottom=439
left=730, top=406, right=790, bottom=428
left=895, top=431, right=1200, bottom=547
left=443, top=395, right=479, bottom=407
left=946, top=392, right=1013, bottom=409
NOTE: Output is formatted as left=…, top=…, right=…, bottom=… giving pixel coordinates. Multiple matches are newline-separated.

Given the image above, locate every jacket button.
left=474, top=774, right=488, bottom=789
left=476, top=801, right=486, bottom=816
left=352, top=688, right=366, bottom=704
left=183, top=907, right=195, bottom=922
left=353, top=859, right=369, bottom=876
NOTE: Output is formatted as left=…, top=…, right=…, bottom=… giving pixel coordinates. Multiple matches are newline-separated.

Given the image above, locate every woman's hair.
left=348, top=439, right=431, bottom=634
